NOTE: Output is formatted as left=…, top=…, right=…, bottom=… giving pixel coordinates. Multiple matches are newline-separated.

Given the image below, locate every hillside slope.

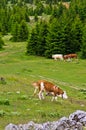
left=0, top=35, right=86, bottom=130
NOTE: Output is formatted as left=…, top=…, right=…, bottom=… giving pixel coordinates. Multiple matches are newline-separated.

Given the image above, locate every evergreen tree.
left=45, top=18, right=65, bottom=58
left=70, top=16, right=83, bottom=52
left=12, top=20, right=28, bottom=42
left=0, top=8, right=9, bottom=34
left=27, top=21, right=48, bottom=56
left=44, top=4, right=52, bottom=15
left=11, top=22, right=19, bottom=41
left=18, top=20, right=29, bottom=41
left=35, top=21, right=48, bottom=56
left=27, top=28, right=38, bottom=55
left=34, top=2, right=44, bottom=15
left=63, top=15, right=83, bottom=54
left=81, top=24, right=86, bottom=59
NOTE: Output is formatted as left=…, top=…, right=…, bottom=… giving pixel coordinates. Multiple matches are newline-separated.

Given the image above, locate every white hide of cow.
left=52, top=54, right=63, bottom=60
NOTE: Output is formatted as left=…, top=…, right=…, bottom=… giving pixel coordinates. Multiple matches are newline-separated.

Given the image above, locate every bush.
left=0, top=110, right=5, bottom=117
left=0, top=36, right=4, bottom=49
left=0, top=99, right=10, bottom=105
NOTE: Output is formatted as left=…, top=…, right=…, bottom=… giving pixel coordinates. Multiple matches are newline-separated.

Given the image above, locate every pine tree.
left=11, top=22, right=19, bottom=41
left=81, top=24, right=86, bottom=59
left=45, top=18, right=65, bottom=58
left=34, top=2, right=44, bottom=15
left=27, top=21, right=48, bottom=56
left=35, top=21, right=48, bottom=56
left=70, top=16, right=83, bottom=52
left=63, top=15, right=83, bottom=54
left=18, top=20, right=29, bottom=42
left=27, top=28, right=38, bottom=55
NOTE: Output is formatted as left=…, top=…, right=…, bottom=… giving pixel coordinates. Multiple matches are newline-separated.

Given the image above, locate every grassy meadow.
left=0, top=35, right=86, bottom=129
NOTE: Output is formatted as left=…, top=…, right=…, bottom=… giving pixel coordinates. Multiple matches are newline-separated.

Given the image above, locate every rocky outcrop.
left=5, top=110, right=86, bottom=130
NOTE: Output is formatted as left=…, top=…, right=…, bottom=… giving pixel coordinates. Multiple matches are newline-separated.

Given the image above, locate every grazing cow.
left=32, top=80, right=68, bottom=101
left=64, top=53, right=77, bottom=61
left=52, top=54, right=63, bottom=61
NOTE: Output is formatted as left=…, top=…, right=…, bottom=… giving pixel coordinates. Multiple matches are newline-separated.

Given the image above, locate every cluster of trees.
left=0, top=0, right=70, bottom=4
left=11, top=20, right=29, bottom=42
left=0, top=0, right=86, bottom=58
left=0, top=0, right=68, bottom=36
left=0, top=0, right=69, bottom=47
left=27, top=0, right=86, bottom=58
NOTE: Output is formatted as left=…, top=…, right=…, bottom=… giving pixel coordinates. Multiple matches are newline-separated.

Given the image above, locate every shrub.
left=0, top=99, right=10, bottom=105
left=0, top=110, right=5, bottom=117
left=0, top=36, right=4, bottom=49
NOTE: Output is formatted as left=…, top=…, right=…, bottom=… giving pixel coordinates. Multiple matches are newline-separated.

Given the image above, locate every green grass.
left=0, top=34, right=86, bottom=129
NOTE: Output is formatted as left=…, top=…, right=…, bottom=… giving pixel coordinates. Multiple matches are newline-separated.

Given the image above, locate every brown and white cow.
left=64, top=53, right=77, bottom=61
left=32, top=80, right=68, bottom=101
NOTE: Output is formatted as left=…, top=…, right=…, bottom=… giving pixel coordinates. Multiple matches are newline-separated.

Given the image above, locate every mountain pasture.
left=0, top=35, right=86, bottom=130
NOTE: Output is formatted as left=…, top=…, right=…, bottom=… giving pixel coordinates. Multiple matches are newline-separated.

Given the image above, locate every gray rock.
left=5, top=110, right=86, bottom=130
left=5, top=123, right=18, bottom=130
left=43, top=121, right=58, bottom=130
left=69, top=110, right=86, bottom=126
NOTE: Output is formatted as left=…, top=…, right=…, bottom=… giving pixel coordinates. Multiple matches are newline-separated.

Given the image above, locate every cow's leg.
left=51, top=95, right=57, bottom=101
left=54, top=57, right=57, bottom=60
left=33, top=87, right=38, bottom=96
left=41, top=92, right=44, bottom=99
left=38, top=91, right=43, bottom=100
left=38, top=90, right=45, bottom=100
left=55, top=96, right=57, bottom=101
left=38, top=82, right=45, bottom=100
left=51, top=96, right=55, bottom=101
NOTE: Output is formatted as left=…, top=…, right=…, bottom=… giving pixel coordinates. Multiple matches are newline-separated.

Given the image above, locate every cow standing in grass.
left=52, top=54, right=64, bottom=61
left=64, top=53, right=77, bottom=61
left=32, top=80, right=68, bottom=101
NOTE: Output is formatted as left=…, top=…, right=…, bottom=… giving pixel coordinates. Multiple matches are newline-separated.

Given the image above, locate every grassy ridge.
left=0, top=35, right=86, bottom=129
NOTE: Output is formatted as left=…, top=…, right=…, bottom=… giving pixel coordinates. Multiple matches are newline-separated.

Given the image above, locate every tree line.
left=0, top=0, right=86, bottom=58
left=27, top=0, right=86, bottom=58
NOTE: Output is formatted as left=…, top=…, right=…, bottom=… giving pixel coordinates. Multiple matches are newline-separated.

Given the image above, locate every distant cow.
left=32, top=80, right=68, bottom=101
left=64, top=53, right=77, bottom=60
left=52, top=54, right=63, bottom=61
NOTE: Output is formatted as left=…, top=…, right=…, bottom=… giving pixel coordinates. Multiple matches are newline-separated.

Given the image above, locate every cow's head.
left=62, top=91, right=68, bottom=99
